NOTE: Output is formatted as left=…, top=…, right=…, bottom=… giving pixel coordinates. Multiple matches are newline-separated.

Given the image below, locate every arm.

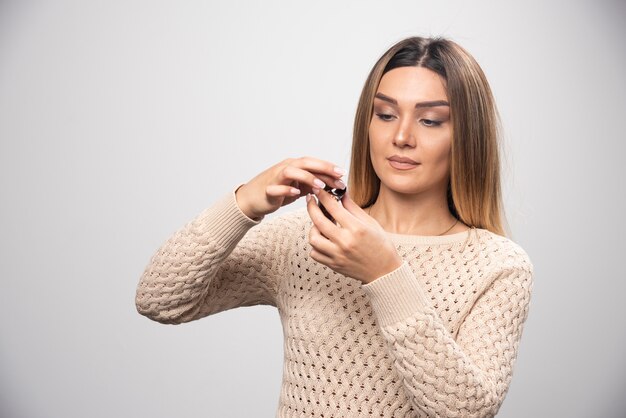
left=135, top=183, right=293, bottom=325
left=360, top=259, right=534, bottom=417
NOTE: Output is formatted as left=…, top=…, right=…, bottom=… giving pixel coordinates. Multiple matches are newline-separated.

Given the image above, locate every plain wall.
left=1, top=0, right=625, bottom=417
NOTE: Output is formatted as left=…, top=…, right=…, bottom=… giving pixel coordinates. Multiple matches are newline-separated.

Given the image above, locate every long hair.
left=348, top=36, right=509, bottom=237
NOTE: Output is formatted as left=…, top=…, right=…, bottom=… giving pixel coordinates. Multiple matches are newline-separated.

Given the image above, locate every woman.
left=136, top=36, right=534, bottom=417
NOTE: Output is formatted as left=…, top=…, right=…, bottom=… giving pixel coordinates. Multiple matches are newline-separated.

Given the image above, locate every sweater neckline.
left=296, top=206, right=476, bottom=245
left=385, top=227, right=474, bottom=245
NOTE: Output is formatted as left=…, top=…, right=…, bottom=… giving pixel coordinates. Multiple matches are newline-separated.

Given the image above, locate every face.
left=369, top=66, right=452, bottom=196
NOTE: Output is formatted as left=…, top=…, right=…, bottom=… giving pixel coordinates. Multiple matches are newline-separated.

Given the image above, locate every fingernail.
left=313, top=179, right=325, bottom=189
left=306, top=193, right=311, bottom=202
left=335, top=179, right=346, bottom=189
left=312, top=187, right=320, bottom=195
left=290, top=187, right=300, bottom=195
left=334, top=166, right=346, bottom=175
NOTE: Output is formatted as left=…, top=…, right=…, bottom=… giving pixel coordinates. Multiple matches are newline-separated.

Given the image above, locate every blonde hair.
left=348, top=36, right=509, bottom=237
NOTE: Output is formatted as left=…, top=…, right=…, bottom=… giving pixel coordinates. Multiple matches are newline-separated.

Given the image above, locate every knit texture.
left=135, top=183, right=534, bottom=418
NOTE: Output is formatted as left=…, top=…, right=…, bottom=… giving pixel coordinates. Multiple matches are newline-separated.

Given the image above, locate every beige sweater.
left=135, top=183, right=534, bottom=418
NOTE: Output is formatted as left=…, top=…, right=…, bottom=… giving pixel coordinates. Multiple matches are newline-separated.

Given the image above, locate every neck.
left=367, top=183, right=464, bottom=236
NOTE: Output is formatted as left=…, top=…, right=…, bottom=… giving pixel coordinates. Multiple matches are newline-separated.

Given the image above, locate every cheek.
left=425, top=138, right=452, bottom=177
left=423, top=127, right=452, bottom=160
left=368, top=118, right=389, bottom=142
left=434, top=140, right=452, bottom=163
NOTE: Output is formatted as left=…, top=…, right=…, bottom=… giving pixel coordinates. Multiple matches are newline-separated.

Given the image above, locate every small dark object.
left=318, top=184, right=346, bottom=224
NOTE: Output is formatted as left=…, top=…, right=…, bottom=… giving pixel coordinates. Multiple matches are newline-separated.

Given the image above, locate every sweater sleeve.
left=135, top=183, right=291, bottom=325
left=360, top=258, right=534, bottom=418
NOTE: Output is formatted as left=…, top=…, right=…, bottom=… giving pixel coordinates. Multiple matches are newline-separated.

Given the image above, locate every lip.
left=389, top=159, right=419, bottom=170
left=388, top=155, right=419, bottom=164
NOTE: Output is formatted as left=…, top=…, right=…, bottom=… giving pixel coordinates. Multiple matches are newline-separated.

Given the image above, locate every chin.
left=379, top=176, right=424, bottom=194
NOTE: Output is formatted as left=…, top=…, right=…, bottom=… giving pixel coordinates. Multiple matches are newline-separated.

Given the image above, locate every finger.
left=316, top=190, right=352, bottom=237
left=307, top=191, right=341, bottom=241
left=290, top=156, right=347, bottom=181
left=308, top=224, right=336, bottom=259
left=309, top=247, right=335, bottom=268
left=266, top=184, right=302, bottom=197
left=282, top=165, right=338, bottom=194
left=340, top=189, right=370, bottom=222
left=316, top=186, right=354, bottom=232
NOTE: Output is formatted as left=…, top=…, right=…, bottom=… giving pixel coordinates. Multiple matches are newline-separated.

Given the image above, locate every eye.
left=421, top=119, right=442, bottom=127
left=375, top=113, right=395, bottom=122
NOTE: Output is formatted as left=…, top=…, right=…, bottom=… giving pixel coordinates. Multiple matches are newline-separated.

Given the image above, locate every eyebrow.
left=374, top=92, right=449, bottom=108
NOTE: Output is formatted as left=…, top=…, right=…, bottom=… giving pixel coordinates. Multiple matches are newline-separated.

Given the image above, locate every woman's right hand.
left=235, top=157, right=347, bottom=220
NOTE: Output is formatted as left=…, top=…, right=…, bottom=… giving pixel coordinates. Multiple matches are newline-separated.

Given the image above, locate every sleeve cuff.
left=192, top=183, right=263, bottom=248
left=360, top=261, right=431, bottom=327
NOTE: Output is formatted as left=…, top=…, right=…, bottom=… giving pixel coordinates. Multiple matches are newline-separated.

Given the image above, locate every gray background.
left=1, top=0, right=624, bottom=417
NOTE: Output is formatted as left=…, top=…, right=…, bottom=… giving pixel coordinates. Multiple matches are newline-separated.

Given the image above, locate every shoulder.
left=467, top=230, right=535, bottom=303
left=476, top=228, right=534, bottom=278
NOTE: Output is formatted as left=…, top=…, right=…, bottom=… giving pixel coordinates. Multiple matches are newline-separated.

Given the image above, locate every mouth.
left=388, top=159, right=420, bottom=170
left=388, top=155, right=419, bottom=164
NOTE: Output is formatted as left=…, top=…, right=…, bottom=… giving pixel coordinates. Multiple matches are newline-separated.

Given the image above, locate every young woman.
left=136, top=36, right=534, bottom=417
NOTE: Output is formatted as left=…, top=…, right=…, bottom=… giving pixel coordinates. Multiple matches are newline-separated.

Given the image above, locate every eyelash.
left=375, top=113, right=442, bottom=127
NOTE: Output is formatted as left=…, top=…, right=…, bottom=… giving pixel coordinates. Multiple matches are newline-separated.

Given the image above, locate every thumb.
left=341, top=189, right=369, bottom=222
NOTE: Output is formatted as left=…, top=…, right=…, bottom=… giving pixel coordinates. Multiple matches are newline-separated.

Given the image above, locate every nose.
left=392, top=118, right=416, bottom=148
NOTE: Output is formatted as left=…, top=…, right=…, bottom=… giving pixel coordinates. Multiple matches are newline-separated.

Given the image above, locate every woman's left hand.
left=305, top=186, right=403, bottom=284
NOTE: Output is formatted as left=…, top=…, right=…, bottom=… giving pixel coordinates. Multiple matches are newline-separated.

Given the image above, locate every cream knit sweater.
left=135, top=183, right=534, bottom=418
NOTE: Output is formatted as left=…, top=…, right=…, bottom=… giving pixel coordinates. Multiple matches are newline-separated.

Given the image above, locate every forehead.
left=376, top=66, right=448, bottom=103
